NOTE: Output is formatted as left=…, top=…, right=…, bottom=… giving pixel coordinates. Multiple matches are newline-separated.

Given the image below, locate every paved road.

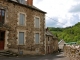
left=0, top=52, right=70, bottom=60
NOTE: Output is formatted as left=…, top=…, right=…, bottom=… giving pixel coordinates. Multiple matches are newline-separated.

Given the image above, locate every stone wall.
left=53, top=39, right=58, bottom=52
left=64, top=45, right=80, bottom=60
left=46, top=36, right=58, bottom=54
left=0, top=1, right=45, bottom=55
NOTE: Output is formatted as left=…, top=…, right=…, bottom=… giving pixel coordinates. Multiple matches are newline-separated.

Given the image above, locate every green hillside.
left=48, top=22, right=80, bottom=44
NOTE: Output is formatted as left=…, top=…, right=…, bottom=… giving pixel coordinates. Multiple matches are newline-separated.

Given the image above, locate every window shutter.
left=19, top=13, right=25, bottom=25
left=34, top=17, right=39, bottom=28
left=19, top=32, right=24, bottom=45
left=35, top=33, right=39, bottom=44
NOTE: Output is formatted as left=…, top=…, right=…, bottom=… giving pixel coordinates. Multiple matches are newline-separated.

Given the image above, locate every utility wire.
left=46, top=15, right=69, bottom=27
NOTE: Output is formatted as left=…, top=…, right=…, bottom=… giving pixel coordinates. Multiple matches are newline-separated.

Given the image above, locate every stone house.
left=58, top=39, right=66, bottom=50
left=45, top=28, right=58, bottom=54
left=0, top=0, right=46, bottom=55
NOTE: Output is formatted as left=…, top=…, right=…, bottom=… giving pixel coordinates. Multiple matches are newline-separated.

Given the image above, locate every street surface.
left=0, top=52, right=70, bottom=60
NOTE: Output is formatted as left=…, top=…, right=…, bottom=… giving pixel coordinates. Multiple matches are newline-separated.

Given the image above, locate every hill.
left=48, top=22, right=80, bottom=44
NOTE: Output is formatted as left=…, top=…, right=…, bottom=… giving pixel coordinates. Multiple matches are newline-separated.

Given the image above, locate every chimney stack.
left=27, top=0, right=33, bottom=6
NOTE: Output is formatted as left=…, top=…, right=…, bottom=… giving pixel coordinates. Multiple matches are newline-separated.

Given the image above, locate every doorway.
left=0, top=31, right=5, bottom=50
left=48, top=46, right=50, bottom=54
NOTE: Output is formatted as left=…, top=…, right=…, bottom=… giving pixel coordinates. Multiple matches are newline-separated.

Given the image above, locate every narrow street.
left=0, top=52, right=70, bottom=60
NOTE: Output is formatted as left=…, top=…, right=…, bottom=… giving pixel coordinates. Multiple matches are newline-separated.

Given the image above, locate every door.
left=0, top=31, right=5, bottom=50
left=48, top=46, right=50, bottom=54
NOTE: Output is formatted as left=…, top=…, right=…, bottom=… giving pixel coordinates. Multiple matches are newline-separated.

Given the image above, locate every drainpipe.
left=45, top=34, right=46, bottom=54
left=44, top=16, right=46, bottom=55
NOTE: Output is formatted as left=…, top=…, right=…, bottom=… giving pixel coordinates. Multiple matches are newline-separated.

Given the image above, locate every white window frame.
left=34, top=32, right=40, bottom=44
left=17, top=12, right=26, bottom=26
left=17, top=30, right=26, bottom=45
left=34, top=16, right=40, bottom=28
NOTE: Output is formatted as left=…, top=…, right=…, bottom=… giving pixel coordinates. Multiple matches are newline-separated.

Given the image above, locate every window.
left=19, top=32, right=24, bottom=45
left=0, top=31, right=5, bottom=41
left=19, top=13, right=25, bottom=26
left=34, top=17, right=40, bottom=28
left=0, top=9, right=5, bottom=23
left=17, top=0, right=25, bottom=4
left=48, top=37, right=49, bottom=41
left=17, top=30, right=26, bottom=45
left=34, top=33, right=39, bottom=44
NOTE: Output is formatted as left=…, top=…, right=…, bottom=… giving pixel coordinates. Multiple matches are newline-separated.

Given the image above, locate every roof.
left=7, top=0, right=46, bottom=14
left=46, top=28, right=54, bottom=36
left=46, top=31, right=53, bottom=36
left=58, top=39, right=66, bottom=44
left=46, top=28, right=58, bottom=39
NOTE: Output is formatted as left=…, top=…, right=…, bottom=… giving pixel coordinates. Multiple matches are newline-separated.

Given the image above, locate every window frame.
left=17, top=30, right=26, bottom=45
left=19, top=32, right=24, bottom=45
left=0, top=9, right=5, bottom=23
left=34, top=16, right=40, bottom=28
left=34, top=32, right=40, bottom=44
left=18, top=12, right=26, bottom=26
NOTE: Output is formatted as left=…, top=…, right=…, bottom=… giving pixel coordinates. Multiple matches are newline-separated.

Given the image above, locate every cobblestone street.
left=0, top=52, right=70, bottom=60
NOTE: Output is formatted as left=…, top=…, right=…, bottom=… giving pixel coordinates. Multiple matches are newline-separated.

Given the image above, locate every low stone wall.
left=64, top=45, right=80, bottom=60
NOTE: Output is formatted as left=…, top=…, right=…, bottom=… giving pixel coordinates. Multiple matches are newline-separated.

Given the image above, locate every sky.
left=33, top=0, right=80, bottom=28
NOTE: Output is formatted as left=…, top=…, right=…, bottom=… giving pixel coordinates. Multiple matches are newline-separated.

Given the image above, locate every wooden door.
left=0, top=31, right=5, bottom=50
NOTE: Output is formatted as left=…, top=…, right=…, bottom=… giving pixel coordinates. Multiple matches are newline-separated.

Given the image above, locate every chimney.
left=27, top=0, right=33, bottom=6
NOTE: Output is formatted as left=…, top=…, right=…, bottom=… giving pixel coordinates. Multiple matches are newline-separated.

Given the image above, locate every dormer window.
left=11, top=0, right=33, bottom=6
left=17, top=0, right=25, bottom=4
left=11, top=0, right=25, bottom=4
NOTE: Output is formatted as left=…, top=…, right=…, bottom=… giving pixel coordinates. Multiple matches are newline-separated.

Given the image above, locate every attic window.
left=11, top=0, right=26, bottom=4
left=17, top=0, right=25, bottom=4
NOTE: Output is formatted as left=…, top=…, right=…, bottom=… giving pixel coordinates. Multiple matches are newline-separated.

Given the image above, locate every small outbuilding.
left=58, top=39, right=66, bottom=50
left=45, top=28, right=58, bottom=54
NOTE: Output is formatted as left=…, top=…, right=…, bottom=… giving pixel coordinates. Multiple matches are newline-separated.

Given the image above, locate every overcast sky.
left=33, top=0, right=80, bottom=28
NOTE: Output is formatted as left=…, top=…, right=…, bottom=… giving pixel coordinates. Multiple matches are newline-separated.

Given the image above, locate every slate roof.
left=7, top=0, right=46, bottom=14
left=46, top=28, right=58, bottom=39
left=46, top=31, right=53, bottom=36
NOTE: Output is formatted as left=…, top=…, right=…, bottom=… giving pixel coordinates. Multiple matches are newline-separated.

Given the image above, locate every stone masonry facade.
left=0, top=0, right=46, bottom=55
